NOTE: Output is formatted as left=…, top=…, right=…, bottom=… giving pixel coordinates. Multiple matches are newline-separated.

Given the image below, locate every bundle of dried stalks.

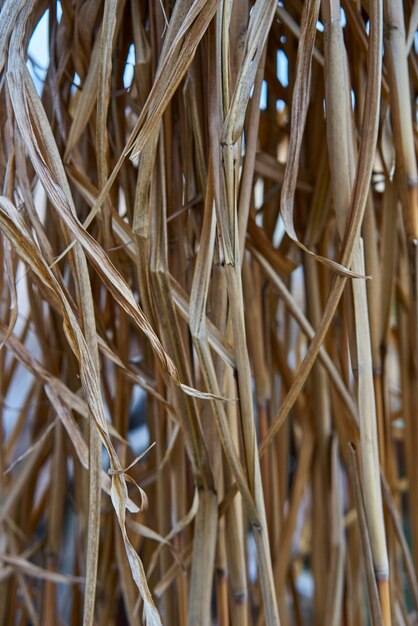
left=0, top=0, right=417, bottom=625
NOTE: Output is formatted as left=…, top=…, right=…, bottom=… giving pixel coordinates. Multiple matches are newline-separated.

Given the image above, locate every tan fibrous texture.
left=0, top=1, right=417, bottom=625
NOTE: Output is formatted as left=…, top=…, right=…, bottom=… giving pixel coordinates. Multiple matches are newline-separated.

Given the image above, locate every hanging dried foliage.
left=0, top=0, right=417, bottom=625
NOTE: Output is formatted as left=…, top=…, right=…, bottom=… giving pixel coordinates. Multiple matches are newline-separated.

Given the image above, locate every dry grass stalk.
left=0, top=0, right=417, bottom=625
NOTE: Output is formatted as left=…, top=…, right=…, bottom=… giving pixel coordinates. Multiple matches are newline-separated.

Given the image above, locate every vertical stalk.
left=352, top=240, right=390, bottom=626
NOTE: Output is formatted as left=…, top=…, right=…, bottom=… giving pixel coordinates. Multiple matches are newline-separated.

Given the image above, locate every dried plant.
left=0, top=1, right=417, bottom=625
